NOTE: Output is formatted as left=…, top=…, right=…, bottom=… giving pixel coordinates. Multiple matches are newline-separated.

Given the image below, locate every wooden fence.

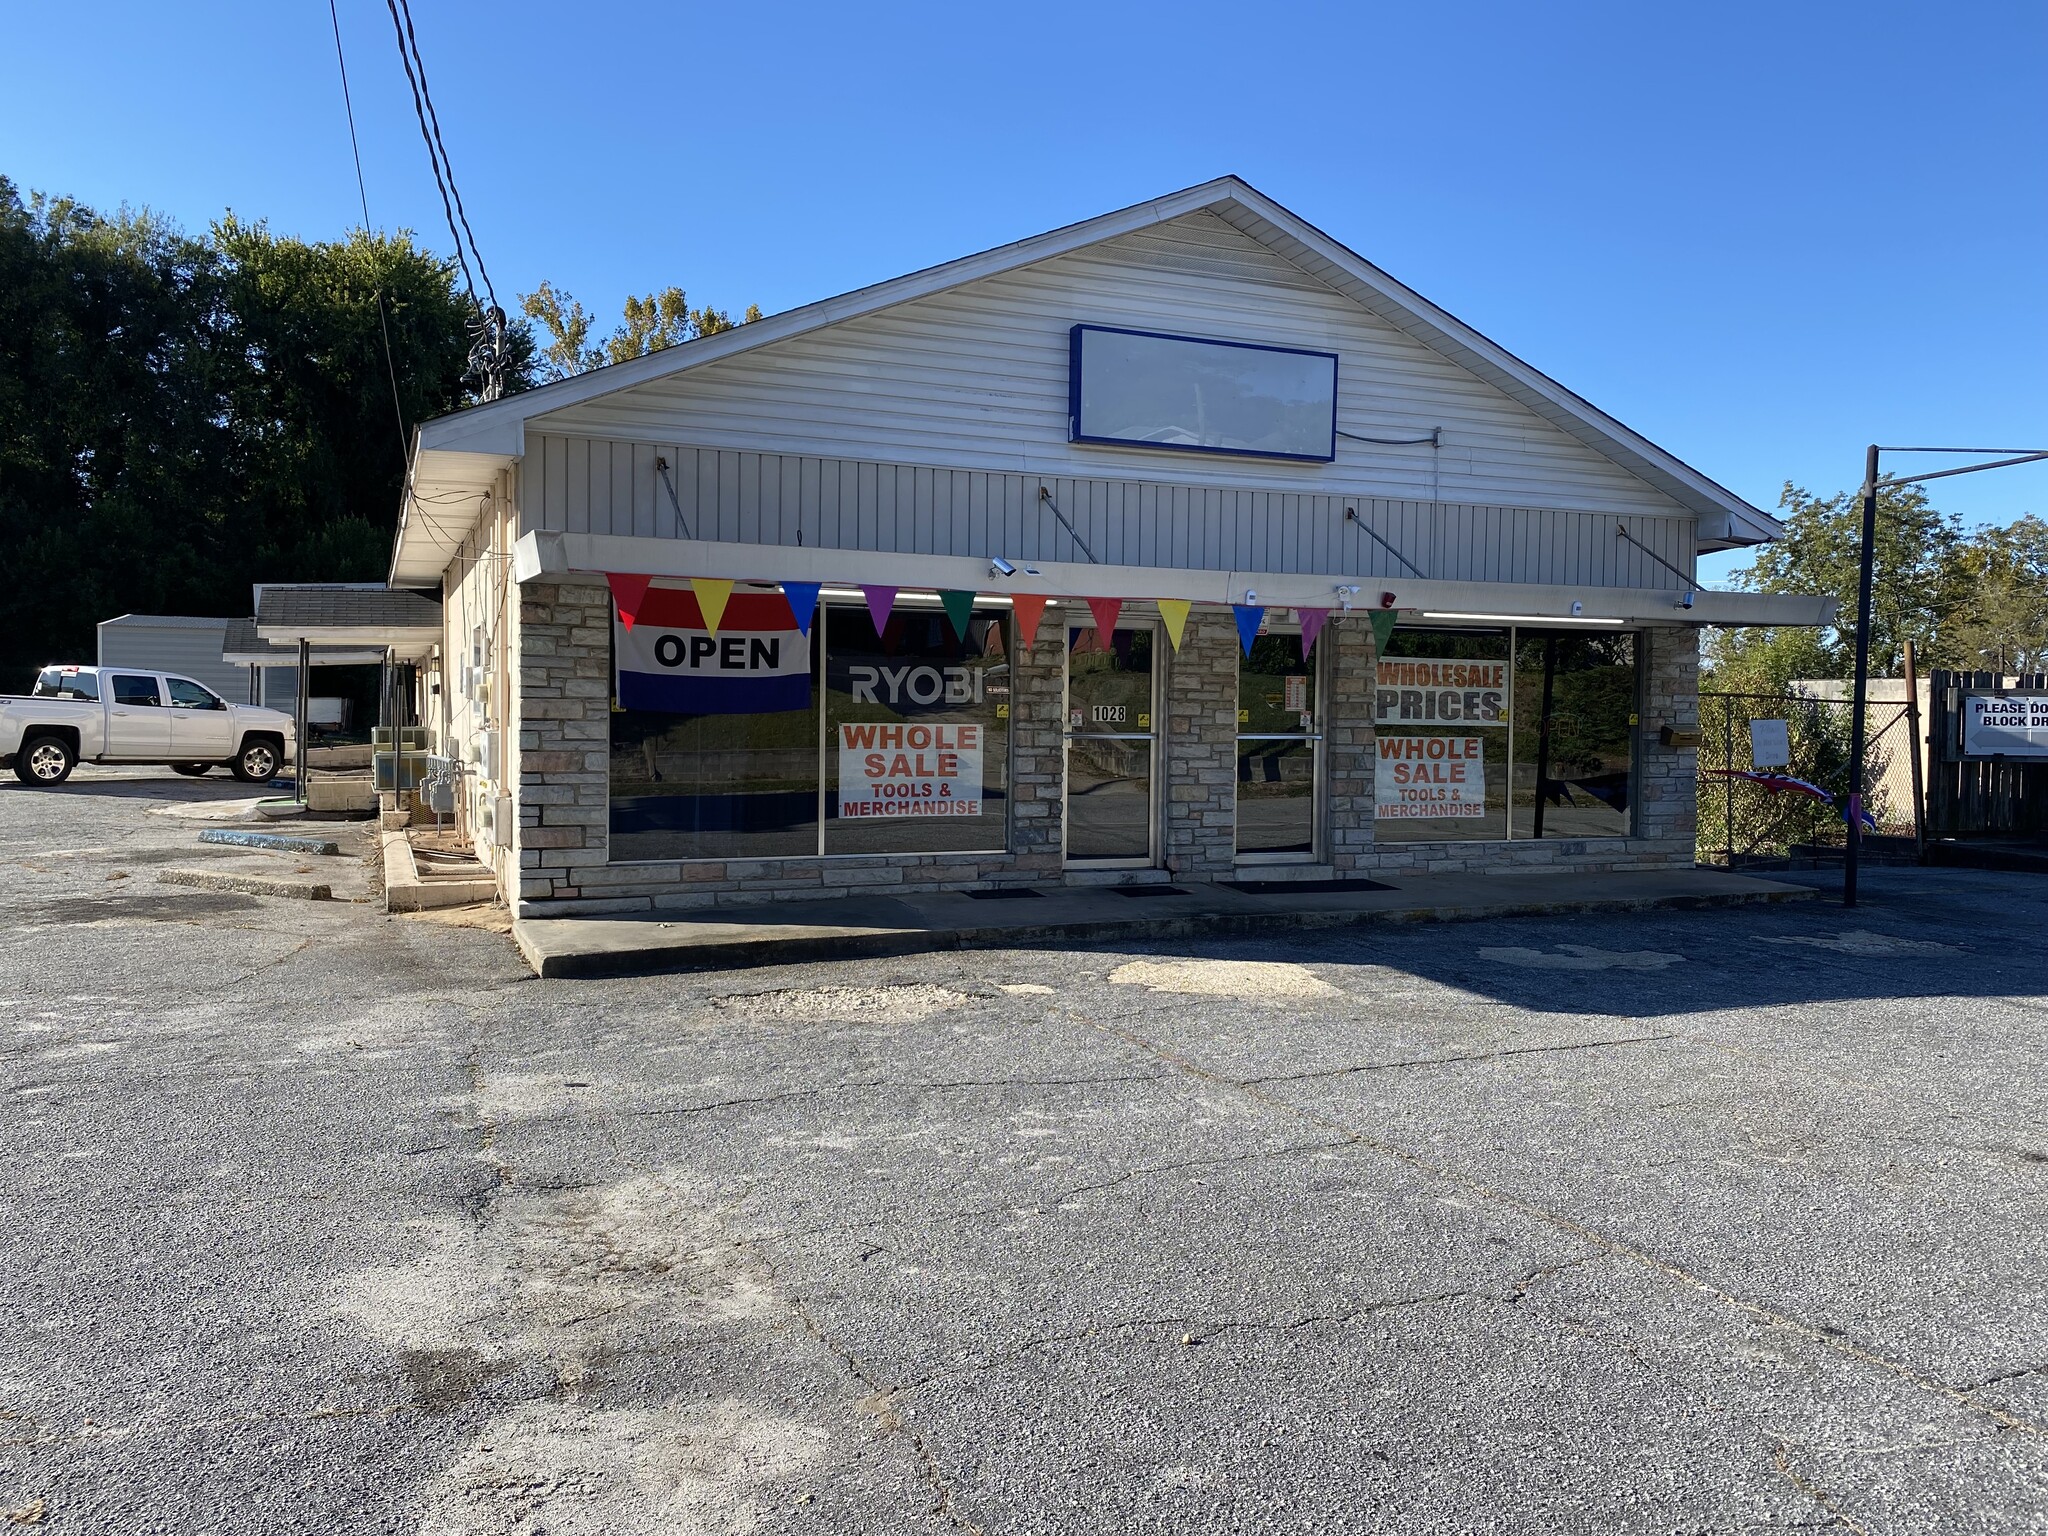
left=1926, top=671, right=2048, bottom=837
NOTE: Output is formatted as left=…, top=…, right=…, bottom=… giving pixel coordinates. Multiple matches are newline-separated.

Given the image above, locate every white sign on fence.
left=1375, top=734, right=1488, bottom=819
left=1961, top=694, right=2048, bottom=757
left=1749, top=718, right=1791, bottom=769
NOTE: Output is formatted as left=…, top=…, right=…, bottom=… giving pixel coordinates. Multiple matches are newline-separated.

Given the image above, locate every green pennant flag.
left=938, top=589, right=977, bottom=640
left=1369, top=608, right=1399, bottom=655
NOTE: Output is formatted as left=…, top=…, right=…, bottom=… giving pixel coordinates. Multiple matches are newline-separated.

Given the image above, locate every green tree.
left=520, top=282, right=761, bottom=379
left=1724, top=481, right=1972, bottom=679
left=1949, top=515, right=2048, bottom=674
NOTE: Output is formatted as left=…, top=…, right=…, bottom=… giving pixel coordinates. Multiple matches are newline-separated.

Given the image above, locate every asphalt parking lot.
left=3, top=767, right=2046, bottom=1534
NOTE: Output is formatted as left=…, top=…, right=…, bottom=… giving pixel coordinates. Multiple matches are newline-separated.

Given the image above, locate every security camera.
left=989, top=557, right=1017, bottom=578
left=1680, top=590, right=1696, bottom=610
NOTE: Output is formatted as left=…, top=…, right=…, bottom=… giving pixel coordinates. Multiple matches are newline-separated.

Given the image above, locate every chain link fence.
left=1697, top=690, right=1914, bottom=867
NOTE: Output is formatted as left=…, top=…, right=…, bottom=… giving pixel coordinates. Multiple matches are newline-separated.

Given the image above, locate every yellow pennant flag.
left=690, top=577, right=734, bottom=634
left=1157, top=598, right=1191, bottom=651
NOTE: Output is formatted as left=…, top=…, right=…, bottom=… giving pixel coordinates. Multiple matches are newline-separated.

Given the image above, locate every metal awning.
left=253, top=584, right=441, bottom=659
left=221, top=618, right=388, bottom=668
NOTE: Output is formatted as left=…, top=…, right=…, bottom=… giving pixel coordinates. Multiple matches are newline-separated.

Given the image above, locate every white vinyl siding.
left=532, top=211, right=1689, bottom=527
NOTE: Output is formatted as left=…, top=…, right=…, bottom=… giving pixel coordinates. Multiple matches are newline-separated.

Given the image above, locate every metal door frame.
left=1062, top=618, right=1163, bottom=868
left=1234, top=624, right=1326, bottom=864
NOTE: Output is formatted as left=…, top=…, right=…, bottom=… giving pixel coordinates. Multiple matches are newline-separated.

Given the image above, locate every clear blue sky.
left=7, top=0, right=2044, bottom=585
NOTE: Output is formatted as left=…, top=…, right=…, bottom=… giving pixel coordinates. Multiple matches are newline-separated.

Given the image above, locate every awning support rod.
left=653, top=457, right=696, bottom=540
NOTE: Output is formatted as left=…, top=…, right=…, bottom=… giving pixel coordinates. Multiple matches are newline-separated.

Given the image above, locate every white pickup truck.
left=1, top=665, right=296, bottom=786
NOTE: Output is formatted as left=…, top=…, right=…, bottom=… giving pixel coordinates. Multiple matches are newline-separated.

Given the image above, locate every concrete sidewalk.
left=512, top=866, right=1815, bottom=978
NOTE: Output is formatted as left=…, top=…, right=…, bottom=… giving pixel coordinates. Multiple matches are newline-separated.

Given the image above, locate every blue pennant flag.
left=1233, top=604, right=1264, bottom=657
left=780, top=581, right=821, bottom=637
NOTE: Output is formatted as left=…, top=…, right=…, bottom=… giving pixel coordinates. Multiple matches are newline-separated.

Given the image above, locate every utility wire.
left=327, top=0, right=410, bottom=470
left=384, top=0, right=476, bottom=308
left=386, top=0, right=499, bottom=314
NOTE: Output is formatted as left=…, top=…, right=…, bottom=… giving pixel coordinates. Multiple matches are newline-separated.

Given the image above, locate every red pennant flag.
left=1010, top=593, right=1049, bottom=650
left=607, top=572, right=653, bottom=630
left=1085, top=597, right=1122, bottom=641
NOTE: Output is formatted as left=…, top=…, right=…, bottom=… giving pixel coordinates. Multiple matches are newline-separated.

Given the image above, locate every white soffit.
left=397, top=177, right=1779, bottom=577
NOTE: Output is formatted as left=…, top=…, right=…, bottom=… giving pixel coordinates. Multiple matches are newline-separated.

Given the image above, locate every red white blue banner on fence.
left=614, top=588, right=811, bottom=714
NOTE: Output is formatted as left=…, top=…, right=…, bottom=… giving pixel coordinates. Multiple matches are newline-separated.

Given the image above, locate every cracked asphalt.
left=4, top=768, right=2048, bottom=1534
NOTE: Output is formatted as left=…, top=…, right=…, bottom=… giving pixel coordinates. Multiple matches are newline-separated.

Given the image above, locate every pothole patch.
left=1479, top=945, right=1685, bottom=971
left=715, top=984, right=967, bottom=1023
left=1108, top=958, right=1342, bottom=1000
left=1760, top=930, right=1957, bottom=957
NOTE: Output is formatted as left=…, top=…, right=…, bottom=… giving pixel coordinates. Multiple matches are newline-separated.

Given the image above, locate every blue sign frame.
left=1067, top=323, right=1340, bottom=464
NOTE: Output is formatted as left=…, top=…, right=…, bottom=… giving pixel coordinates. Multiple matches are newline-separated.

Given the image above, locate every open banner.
left=614, top=587, right=810, bottom=714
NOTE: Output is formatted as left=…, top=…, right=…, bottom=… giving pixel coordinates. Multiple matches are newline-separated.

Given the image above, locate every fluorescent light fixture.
left=1420, top=611, right=1625, bottom=626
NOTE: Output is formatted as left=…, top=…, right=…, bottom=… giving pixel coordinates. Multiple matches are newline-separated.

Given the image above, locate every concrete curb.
left=382, top=830, right=499, bottom=913
left=514, top=882, right=1817, bottom=980
left=160, top=869, right=333, bottom=901
left=198, top=829, right=342, bottom=856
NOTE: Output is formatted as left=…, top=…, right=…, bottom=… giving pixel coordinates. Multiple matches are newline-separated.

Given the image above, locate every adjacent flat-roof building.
left=389, top=177, right=1831, bottom=916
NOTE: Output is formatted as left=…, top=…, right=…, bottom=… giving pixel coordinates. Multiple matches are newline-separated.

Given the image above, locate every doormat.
left=962, top=886, right=1046, bottom=900
left=1221, top=877, right=1393, bottom=895
left=1109, top=885, right=1193, bottom=898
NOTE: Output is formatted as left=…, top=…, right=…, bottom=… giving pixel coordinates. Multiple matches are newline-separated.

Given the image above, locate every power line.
left=327, top=0, right=409, bottom=469
left=386, top=0, right=499, bottom=313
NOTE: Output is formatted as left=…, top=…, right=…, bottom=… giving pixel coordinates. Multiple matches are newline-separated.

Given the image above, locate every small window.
left=166, top=678, right=222, bottom=710
left=33, top=668, right=98, bottom=701
left=111, top=674, right=161, bottom=707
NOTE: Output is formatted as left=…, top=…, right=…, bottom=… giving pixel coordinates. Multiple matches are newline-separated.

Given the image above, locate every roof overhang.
left=254, top=585, right=443, bottom=660
left=394, top=176, right=1783, bottom=585
left=513, top=530, right=1834, bottom=630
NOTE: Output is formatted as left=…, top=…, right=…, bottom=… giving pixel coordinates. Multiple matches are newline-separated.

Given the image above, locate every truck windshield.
left=32, top=668, right=98, bottom=701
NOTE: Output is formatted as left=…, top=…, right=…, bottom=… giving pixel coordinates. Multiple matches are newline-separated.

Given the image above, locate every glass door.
left=1237, top=630, right=1321, bottom=859
left=1065, top=623, right=1159, bottom=864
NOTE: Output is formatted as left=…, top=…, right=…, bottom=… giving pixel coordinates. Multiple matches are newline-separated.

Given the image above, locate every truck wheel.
left=172, top=763, right=212, bottom=777
left=13, top=735, right=77, bottom=786
left=231, top=737, right=282, bottom=783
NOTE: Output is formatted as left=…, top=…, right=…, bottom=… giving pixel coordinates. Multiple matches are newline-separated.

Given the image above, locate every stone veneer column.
left=1634, top=625, right=1699, bottom=858
left=1004, top=613, right=1067, bottom=875
left=1162, top=609, right=1240, bottom=879
left=1323, top=614, right=1379, bottom=872
left=513, top=578, right=611, bottom=908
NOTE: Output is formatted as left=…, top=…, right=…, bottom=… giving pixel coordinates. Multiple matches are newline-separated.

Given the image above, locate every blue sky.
left=6, top=0, right=2044, bottom=585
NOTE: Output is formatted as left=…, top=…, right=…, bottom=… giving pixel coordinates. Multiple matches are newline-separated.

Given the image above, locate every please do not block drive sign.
left=1375, top=734, right=1487, bottom=818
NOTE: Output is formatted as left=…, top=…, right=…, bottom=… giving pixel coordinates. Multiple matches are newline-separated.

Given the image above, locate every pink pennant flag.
left=1298, top=607, right=1331, bottom=656
left=1085, top=597, right=1122, bottom=641
left=606, top=572, right=652, bottom=630
left=861, top=584, right=898, bottom=633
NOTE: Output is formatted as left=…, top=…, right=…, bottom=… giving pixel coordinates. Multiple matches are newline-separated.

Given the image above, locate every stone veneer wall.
left=1162, top=610, right=1240, bottom=879
left=510, top=578, right=1068, bottom=918
left=503, top=583, right=1702, bottom=916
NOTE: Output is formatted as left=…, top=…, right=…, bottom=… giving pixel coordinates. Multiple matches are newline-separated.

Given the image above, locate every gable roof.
left=398, top=176, right=1778, bottom=584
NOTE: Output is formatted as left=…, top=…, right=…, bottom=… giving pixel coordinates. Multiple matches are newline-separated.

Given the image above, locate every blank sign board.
left=1069, top=325, right=1338, bottom=462
left=1749, top=718, right=1790, bottom=768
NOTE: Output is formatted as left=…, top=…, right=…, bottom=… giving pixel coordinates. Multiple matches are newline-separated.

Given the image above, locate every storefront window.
left=1510, top=632, right=1637, bottom=838
left=609, top=587, right=819, bottom=861
left=823, top=602, right=1010, bottom=855
left=1237, top=629, right=1318, bottom=857
left=1067, top=625, right=1157, bottom=862
left=1373, top=628, right=1511, bottom=842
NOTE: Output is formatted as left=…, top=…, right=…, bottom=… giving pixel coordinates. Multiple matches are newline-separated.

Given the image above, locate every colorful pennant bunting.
left=1233, top=604, right=1265, bottom=657
left=1368, top=608, right=1399, bottom=655
left=861, top=584, right=898, bottom=633
left=780, top=581, right=821, bottom=638
left=606, top=572, right=652, bottom=630
left=938, top=589, right=976, bottom=640
left=1010, top=593, right=1048, bottom=650
left=690, top=577, right=734, bottom=635
left=1298, top=607, right=1331, bottom=657
left=1085, top=597, right=1122, bottom=641
left=1155, top=598, right=1191, bottom=651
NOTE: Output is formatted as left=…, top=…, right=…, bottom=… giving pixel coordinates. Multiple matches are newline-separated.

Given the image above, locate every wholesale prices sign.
left=838, top=722, right=984, bottom=818
left=1375, top=734, right=1488, bottom=819
left=1374, top=658, right=1507, bottom=728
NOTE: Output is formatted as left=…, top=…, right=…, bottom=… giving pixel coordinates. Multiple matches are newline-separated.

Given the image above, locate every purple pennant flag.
left=861, top=584, right=898, bottom=634
left=1233, top=604, right=1264, bottom=657
left=1298, top=607, right=1330, bottom=657
left=780, top=582, right=821, bottom=638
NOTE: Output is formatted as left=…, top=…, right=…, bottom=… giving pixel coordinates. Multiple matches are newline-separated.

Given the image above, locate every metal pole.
left=1844, top=444, right=1880, bottom=907
left=1531, top=636, right=1558, bottom=840
left=1902, top=638, right=1926, bottom=862
left=296, top=638, right=310, bottom=809
left=1723, top=696, right=1734, bottom=867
